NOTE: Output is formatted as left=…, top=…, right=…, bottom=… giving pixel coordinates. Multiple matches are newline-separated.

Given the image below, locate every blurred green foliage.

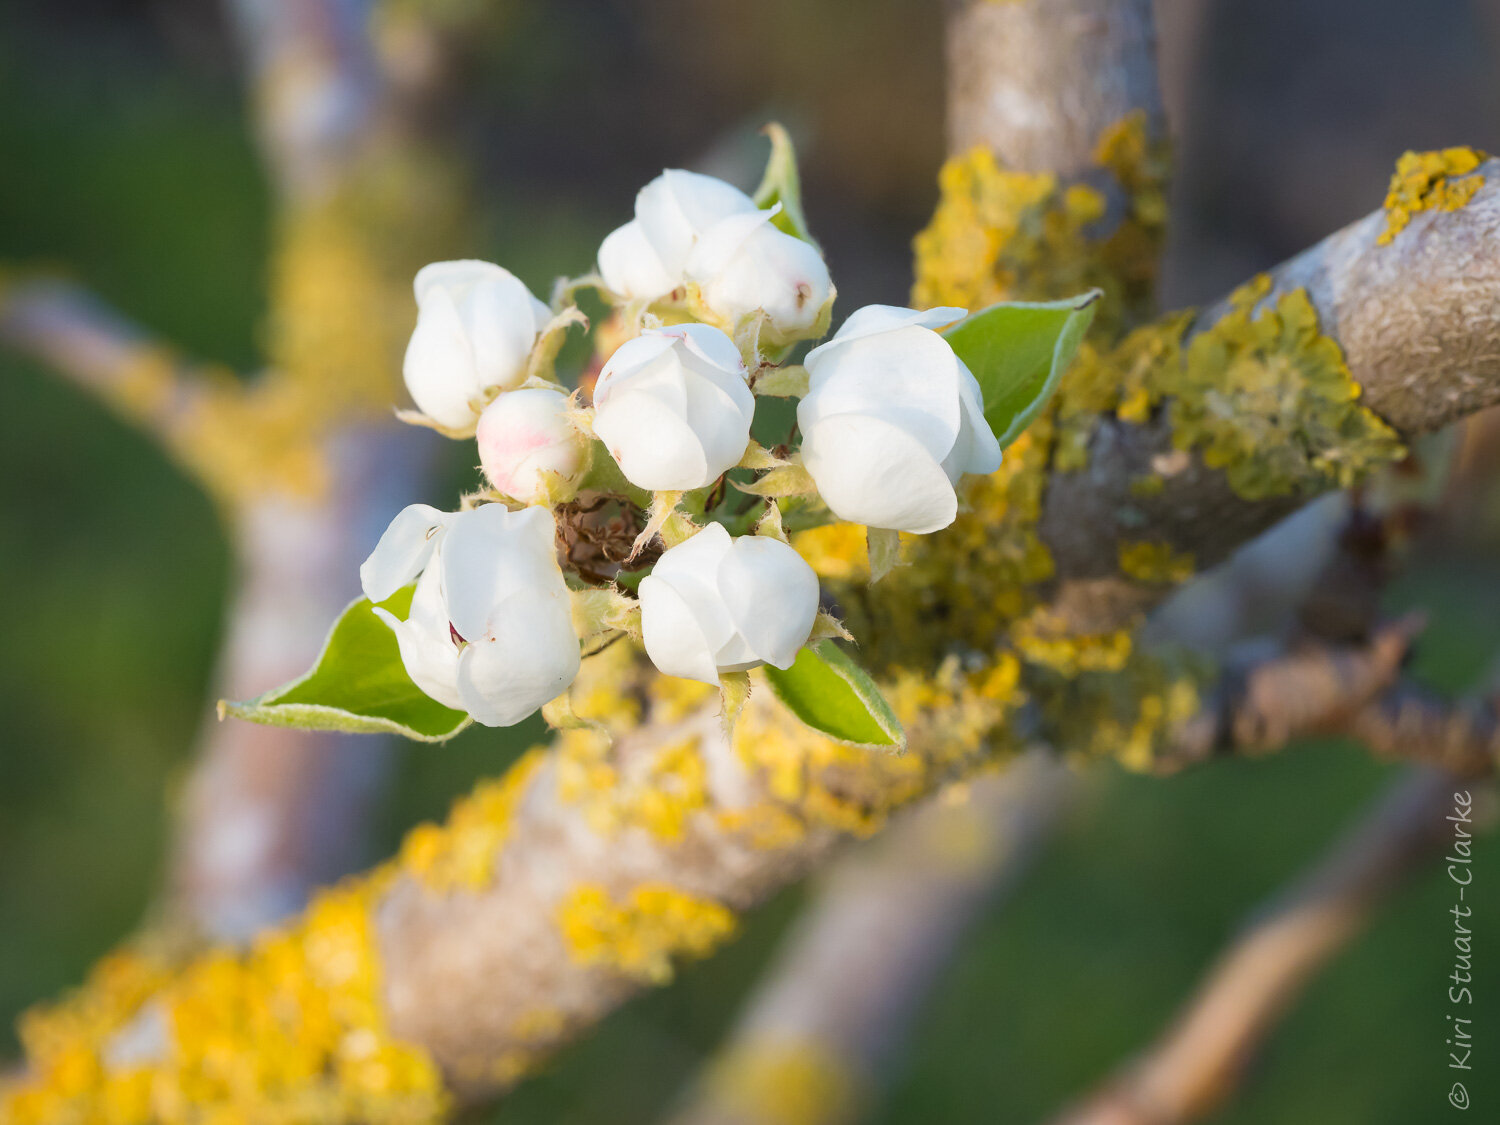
left=1, top=12, right=1497, bottom=1125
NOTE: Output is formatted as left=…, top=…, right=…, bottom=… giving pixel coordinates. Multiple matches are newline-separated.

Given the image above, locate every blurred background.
left=3, top=1, right=1500, bottom=1122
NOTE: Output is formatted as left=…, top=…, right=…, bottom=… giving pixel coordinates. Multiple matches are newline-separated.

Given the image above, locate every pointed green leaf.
left=763, top=641, right=905, bottom=751
left=220, top=585, right=472, bottom=743
left=944, top=290, right=1100, bottom=448
left=752, top=123, right=817, bottom=247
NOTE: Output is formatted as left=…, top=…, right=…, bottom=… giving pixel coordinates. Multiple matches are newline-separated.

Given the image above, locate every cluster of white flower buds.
left=369, top=162, right=1002, bottom=727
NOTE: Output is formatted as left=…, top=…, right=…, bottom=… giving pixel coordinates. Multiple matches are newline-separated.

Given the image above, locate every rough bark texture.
left=947, top=0, right=1164, bottom=177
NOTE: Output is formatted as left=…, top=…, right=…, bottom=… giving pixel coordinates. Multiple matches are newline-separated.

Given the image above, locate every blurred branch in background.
left=663, top=753, right=1075, bottom=1125
left=1049, top=766, right=1486, bottom=1125
left=0, top=0, right=483, bottom=940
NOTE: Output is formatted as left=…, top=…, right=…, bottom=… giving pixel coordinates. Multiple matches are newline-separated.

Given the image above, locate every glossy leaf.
left=763, top=641, right=904, bottom=750
left=220, top=585, right=472, bottom=743
left=944, top=290, right=1100, bottom=447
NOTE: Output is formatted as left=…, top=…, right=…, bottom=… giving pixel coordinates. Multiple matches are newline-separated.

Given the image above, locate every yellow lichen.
left=700, top=1040, right=860, bottom=1125
left=556, top=728, right=710, bottom=841
left=1118, top=540, right=1195, bottom=584
left=1010, top=607, right=1134, bottom=677
left=397, top=747, right=545, bottom=891
left=912, top=111, right=1169, bottom=337
left=556, top=883, right=737, bottom=984
left=1378, top=147, right=1487, bottom=246
left=1163, top=276, right=1405, bottom=499
left=2, top=875, right=448, bottom=1125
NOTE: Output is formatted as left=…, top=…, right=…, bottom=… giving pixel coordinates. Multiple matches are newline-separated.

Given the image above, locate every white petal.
left=683, top=209, right=778, bottom=282
left=955, top=357, right=1003, bottom=476
left=414, top=260, right=506, bottom=303
left=599, top=219, right=678, bottom=301
left=460, top=270, right=544, bottom=393
left=650, top=520, right=734, bottom=584
left=441, top=504, right=563, bottom=642
left=648, top=523, right=739, bottom=658
left=717, top=535, right=820, bottom=669
left=636, top=169, right=757, bottom=278
left=639, top=574, right=723, bottom=685
left=801, top=412, right=959, bottom=534
left=692, top=220, right=833, bottom=336
left=801, top=326, right=963, bottom=462
left=360, top=504, right=454, bottom=603
left=593, top=389, right=711, bottom=491
left=373, top=602, right=463, bottom=711
left=594, top=331, right=681, bottom=404
left=808, top=304, right=969, bottom=361
left=666, top=322, right=746, bottom=377
left=680, top=370, right=754, bottom=481
left=404, top=286, right=482, bottom=431
left=455, top=591, right=580, bottom=726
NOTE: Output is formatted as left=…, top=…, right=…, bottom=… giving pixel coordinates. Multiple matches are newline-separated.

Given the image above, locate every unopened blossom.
left=592, top=323, right=754, bottom=492
left=639, top=523, right=820, bottom=684
left=687, top=208, right=833, bottom=343
left=798, top=305, right=1002, bottom=534
left=403, top=260, right=553, bottom=433
left=597, top=169, right=758, bottom=302
left=476, top=387, right=589, bottom=503
left=360, top=503, right=579, bottom=726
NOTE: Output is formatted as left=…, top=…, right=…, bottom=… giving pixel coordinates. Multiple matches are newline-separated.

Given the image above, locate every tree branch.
left=662, top=753, right=1075, bottom=1125
left=1047, top=767, right=1479, bottom=1125
left=0, top=278, right=214, bottom=457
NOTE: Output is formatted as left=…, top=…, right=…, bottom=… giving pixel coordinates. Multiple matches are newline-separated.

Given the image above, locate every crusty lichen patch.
left=557, top=883, right=737, bottom=984
left=1118, top=540, right=1195, bottom=584
left=1163, top=275, right=1405, bottom=500
left=398, top=747, right=546, bottom=892
left=1378, top=147, right=1487, bottom=246
left=912, top=110, right=1169, bottom=337
left=2, top=877, right=448, bottom=1125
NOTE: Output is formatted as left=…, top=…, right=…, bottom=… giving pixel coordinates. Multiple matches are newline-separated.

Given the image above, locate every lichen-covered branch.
left=1047, top=767, right=1479, bottom=1125
left=662, top=753, right=1075, bottom=1125
left=9, top=2, right=1500, bottom=1122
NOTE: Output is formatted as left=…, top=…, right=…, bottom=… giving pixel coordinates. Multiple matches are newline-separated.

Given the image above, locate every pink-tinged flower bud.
left=475, top=388, right=588, bottom=504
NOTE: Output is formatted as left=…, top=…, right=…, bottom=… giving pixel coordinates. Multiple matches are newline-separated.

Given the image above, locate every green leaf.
left=752, top=122, right=817, bottom=247
left=763, top=641, right=905, bottom=751
left=219, top=585, right=472, bottom=743
left=944, top=290, right=1100, bottom=448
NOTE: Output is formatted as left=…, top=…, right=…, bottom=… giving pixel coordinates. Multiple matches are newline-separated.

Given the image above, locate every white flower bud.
left=597, top=220, right=677, bottom=303
left=475, top=387, right=589, bottom=503
left=797, top=305, right=1002, bottom=534
left=639, top=523, right=820, bottom=684
left=597, top=170, right=758, bottom=302
left=403, top=260, right=553, bottom=433
left=593, top=323, right=754, bottom=492
left=360, top=503, right=579, bottom=726
left=687, top=210, right=834, bottom=343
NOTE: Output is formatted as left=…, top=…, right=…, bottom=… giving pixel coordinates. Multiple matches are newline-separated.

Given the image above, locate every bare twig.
left=1047, top=767, right=1478, bottom=1125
